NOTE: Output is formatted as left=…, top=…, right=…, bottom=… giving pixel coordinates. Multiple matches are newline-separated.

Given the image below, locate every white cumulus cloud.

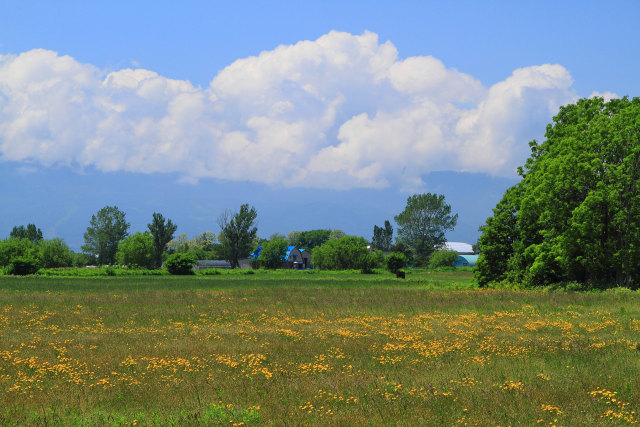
left=0, top=31, right=581, bottom=189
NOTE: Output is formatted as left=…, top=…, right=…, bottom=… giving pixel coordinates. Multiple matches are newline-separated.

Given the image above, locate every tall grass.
left=1, top=273, right=638, bottom=425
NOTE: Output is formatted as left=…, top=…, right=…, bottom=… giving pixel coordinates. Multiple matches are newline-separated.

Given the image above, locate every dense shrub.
left=7, top=255, right=41, bottom=275
left=386, top=252, right=407, bottom=273
left=428, top=249, right=458, bottom=269
left=72, top=253, right=94, bottom=267
left=39, top=238, right=73, bottom=268
left=0, top=238, right=38, bottom=267
left=372, top=249, right=385, bottom=268
left=164, top=253, right=197, bottom=275
left=312, top=236, right=370, bottom=270
left=115, top=232, right=155, bottom=269
left=359, top=252, right=377, bottom=274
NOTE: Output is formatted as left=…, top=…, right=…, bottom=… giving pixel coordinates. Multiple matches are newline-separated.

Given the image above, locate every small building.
left=455, top=255, right=478, bottom=267
left=194, top=260, right=231, bottom=270
left=443, top=242, right=475, bottom=255
left=286, top=246, right=312, bottom=269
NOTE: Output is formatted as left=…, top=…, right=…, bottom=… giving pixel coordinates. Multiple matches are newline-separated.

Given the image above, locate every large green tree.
left=394, top=193, right=458, bottom=262
left=218, top=204, right=258, bottom=268
left=82, top=206, right=130, bottom=265
left=476, top=97, right=640, bottom=288
left=147, top=212, right=178, bottom=268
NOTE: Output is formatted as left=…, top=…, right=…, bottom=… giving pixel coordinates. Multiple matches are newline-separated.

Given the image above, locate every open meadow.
left=1, top=270, right=639, bottom=426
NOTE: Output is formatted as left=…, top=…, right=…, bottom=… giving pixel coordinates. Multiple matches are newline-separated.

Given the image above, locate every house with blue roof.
left=251, top=245, right=312, bottom=269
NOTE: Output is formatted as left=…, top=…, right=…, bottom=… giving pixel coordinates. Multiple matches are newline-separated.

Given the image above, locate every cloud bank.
left=0, top=31, right=579, bottom=189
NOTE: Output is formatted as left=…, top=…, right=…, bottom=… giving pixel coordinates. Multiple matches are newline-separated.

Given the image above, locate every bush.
left=372, top=249, right=385, bottom=268
left=7, top=255, right=41, bottom=275
left=428, top=249, right=458, bottom=269
left=39, top=238, right=73, bottom=268
left=0, top=238, right=39, bottom=267
left=386, top=252, right=407, bottom=273
left=259, top=239, right=288, bottom=269
left=359, top=252, right=377, bottom=274
left=115, top=232, right=155, bottom=269
left=72, top=253, right=94, bottom=267
left=164, top=253, right=197, bottom=275
left=312, top=236, right=370, bottom=270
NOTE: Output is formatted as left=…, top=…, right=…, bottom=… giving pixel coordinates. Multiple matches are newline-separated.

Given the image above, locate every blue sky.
left=1, top=1, right=639, bottom=250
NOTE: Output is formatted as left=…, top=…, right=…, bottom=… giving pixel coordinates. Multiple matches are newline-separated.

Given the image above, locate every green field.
left=1, top=270, right=639, bottom=425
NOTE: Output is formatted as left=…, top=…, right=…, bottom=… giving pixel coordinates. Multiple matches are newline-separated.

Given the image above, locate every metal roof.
left=443, top=241, right=474, bottom=254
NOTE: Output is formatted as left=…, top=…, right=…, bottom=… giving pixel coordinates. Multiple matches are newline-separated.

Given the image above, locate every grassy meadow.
left=1, top=269, right=639, bottom=425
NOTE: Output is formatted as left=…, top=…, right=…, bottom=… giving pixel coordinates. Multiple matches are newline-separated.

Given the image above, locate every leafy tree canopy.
left=10, top=224, right=43, bottom=243
left=371, top=220, right=393, bottom=251
left=259, top=239, right=288, bottom=269
left=394, top=193, right=457, bottom=263
left=147, top=212, right=178, bottom=268
left=292, top=229, right=332, bottom=249
left=82, top=206, right=130, bottom=265
left=218, top=204, right=258, bottom=268
left=476, top=97, right=640, bottom=288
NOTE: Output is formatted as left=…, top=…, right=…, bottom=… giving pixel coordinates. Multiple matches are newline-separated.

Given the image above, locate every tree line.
left=1, top=193, right=461, bottom=275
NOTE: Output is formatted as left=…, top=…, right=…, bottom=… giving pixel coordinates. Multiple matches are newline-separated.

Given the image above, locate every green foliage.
left=259, top=239, right=288, bottom=269
left=39, top=238, right=73, bottom=268
left=115, top=232, right=156, bottom=269
left=164, top=252, right=197, bottom=275
left=10, top=223, right=43, bottom=243
left=147, top=212, right=178, bottom=268
left=476, top=97, right=640, bottom=289
left=394, top=193, right=458, bottom=262
left=82, top=206, right=130, bottom=265
left=38, top=266, right=168, bottom=277
left=312, top=236, right=371, bottom=270
left=218, top=204, right=258, bottom=268
left=386, top=252, right=407, bottom=273
left=372, top=249, right=385, bottom=268
left=358, top=251, right=377, bottom=274
left=72, top=252, right=94, bottom=267
left=292, top=229, right=331, bottom=249
left=0, top=238, right=39, bottom=266
left=7, top=255, right=41, bottom=275
left=371, top=220, right=393, bottom=251
left=428, top=249, right=458, bottom=269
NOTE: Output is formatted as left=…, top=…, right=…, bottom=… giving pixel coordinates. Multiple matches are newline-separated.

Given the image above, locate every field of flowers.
left=1, top=272, right=639, bottom=425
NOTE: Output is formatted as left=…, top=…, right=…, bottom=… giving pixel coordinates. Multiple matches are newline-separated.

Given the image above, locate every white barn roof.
left=443, top=241, right=474, bottom=254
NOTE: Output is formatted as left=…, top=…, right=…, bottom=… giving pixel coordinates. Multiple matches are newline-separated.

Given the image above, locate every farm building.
left=194, top=260, right=231, bottom=270
left=251, top=245, right=312, bottom=269
left=443, top=242, right=474, bottom=254
left=455, top=254, right=478, bottom=267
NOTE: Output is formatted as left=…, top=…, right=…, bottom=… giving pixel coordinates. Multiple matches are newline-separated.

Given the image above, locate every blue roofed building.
left=455, top=254, right=478, bottom=267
